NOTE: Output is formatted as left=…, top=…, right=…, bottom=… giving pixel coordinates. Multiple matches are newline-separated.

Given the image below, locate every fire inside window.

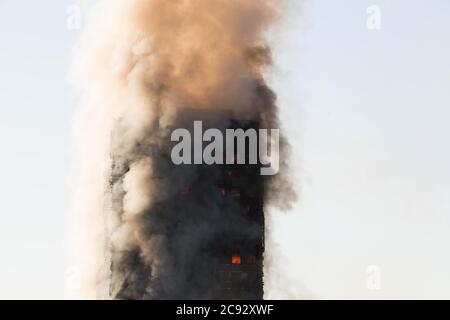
left=231, top=255, right=241, bottom=265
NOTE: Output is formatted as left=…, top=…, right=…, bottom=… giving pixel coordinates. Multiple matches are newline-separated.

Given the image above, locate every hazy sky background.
left=0, top=0, right=449, bottom=299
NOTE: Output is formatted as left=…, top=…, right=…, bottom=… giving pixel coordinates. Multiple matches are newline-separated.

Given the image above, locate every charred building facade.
left=106, top=119, right=265, bottom=300
left=209, top=120, right=264, bottom=299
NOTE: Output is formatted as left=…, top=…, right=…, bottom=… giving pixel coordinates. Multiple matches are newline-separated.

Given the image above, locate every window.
left=247, top=255, right=256, bottom=265
left=231, top=255, right=241, bottom=265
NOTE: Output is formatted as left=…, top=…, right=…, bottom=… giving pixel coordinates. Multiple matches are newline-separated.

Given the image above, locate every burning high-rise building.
left=107, top=119, right=265, bottom=299
left=70, top=0, right=295, bottom=299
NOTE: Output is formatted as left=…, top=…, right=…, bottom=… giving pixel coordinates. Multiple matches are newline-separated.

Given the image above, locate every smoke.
left=69, top=0, right=296, bottom=299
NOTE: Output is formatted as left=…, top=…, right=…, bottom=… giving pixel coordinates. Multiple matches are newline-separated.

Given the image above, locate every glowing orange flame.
left=231, top=255, right=241, bottom=265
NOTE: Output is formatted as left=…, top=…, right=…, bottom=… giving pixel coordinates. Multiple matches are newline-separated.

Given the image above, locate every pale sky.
left=0, top=0, right=449, bottom=299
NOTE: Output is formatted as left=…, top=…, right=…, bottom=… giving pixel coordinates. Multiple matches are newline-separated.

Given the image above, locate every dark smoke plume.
left=69, top=0, right=295, bottom=299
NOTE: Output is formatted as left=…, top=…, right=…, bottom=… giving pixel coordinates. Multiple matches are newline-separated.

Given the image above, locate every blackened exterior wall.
left=107, top=119, right=264, bottom=300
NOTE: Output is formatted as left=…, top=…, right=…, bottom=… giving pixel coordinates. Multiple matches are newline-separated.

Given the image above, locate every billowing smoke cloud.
left=70, top=0, right=295, bottom=299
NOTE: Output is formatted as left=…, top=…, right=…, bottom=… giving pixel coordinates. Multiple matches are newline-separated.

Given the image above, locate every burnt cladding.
left=107, top=119, right=264, bottom=300
left=211, top=120, right=264, bottom=300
